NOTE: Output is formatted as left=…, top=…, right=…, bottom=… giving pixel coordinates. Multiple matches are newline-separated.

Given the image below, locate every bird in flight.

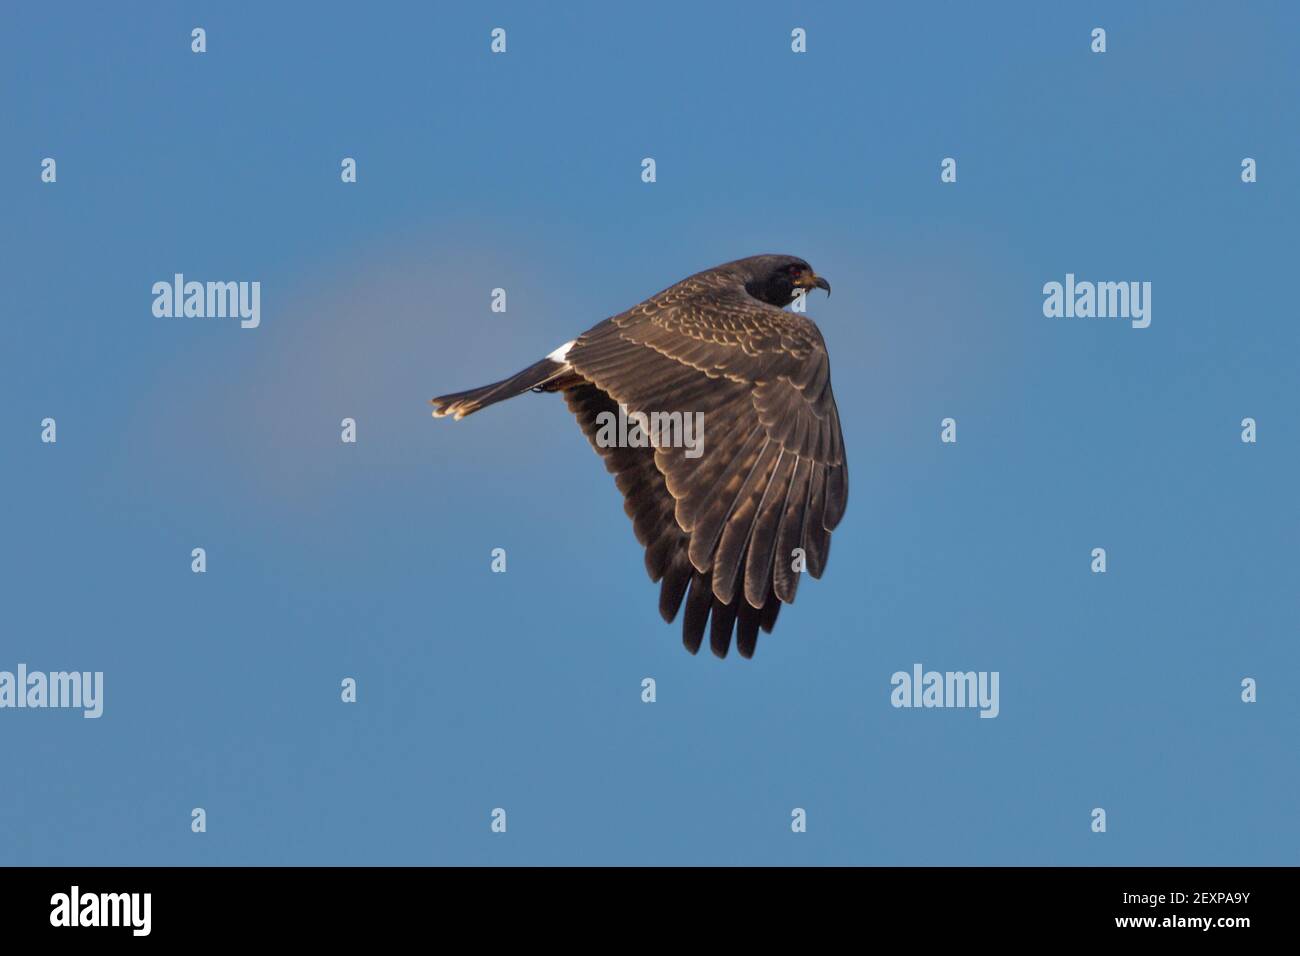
left=431, top=254, right=848, bottom=659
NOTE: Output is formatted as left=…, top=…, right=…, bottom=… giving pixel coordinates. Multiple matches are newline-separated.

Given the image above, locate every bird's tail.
left=431, top=352, right=573, bottom=420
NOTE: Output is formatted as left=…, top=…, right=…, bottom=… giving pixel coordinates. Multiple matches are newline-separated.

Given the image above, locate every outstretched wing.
left=563, top=271, right=848, bottom=657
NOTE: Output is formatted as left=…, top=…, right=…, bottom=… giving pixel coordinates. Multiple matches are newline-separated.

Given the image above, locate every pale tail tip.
left=431, top=400, right=473, bottom=421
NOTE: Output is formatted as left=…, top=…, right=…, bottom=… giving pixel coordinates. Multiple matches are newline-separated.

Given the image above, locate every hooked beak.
left=796, top=272, right=831, bottom=296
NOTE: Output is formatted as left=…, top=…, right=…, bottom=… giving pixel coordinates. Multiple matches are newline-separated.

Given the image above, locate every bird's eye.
left=788, top=264, right=804, bottom=275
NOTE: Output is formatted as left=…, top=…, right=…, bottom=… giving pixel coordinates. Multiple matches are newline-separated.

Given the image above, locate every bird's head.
left=731, top=254, right=831, bottom=307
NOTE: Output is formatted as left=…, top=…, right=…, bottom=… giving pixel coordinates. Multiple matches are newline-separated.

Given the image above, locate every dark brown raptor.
left=431, top=254, right=848, bottom=659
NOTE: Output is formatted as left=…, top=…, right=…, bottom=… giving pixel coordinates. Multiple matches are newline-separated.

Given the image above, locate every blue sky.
left=2, top=1, right=1296, bottom=865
